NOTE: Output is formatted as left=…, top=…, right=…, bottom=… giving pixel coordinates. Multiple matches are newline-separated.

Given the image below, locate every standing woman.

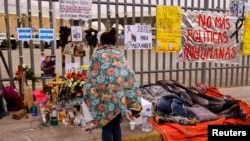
left=82, top=28, right=142, bottom=141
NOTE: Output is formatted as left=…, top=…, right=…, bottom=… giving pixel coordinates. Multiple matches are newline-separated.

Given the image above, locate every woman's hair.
left=100, top=28, right=116, bottom=45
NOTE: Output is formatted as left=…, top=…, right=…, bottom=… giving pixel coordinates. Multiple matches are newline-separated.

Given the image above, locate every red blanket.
left=151, top=87, right=250, bottom=141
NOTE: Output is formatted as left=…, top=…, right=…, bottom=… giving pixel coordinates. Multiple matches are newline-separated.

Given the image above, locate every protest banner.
left=179, top=11, right=240, bottom=63
left=59, top=0, right=92, bottom=20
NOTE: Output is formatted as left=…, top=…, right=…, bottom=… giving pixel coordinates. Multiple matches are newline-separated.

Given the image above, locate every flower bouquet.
left=58, top=68, right=86, bottom=101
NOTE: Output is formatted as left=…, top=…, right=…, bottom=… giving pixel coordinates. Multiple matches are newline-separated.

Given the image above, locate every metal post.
left=27, top=0, right=36, bottom=90
left=200, top=0, right=210, bottom=84
left=0, top=64, right=2, bottom=88
left=49, top=0, right=53, bottom=55
left=38, top=0, right=47, bottom=87
left=53, top=1, right=57, bottom=54
left=16, top=0, right=24, bottom=65
left=70, top=19, right=75, bottom=63
left=38, top=0, right=44, bottom=53
left=3, top=0, right=15, bottom=86
left=49, top=0, right=56, bottom=56
left=106, top=0, right=110, bottom=31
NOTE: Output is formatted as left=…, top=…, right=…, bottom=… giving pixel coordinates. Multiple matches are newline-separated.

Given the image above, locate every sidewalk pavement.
left=0, top=86, right=249, bottom=141
left=218, top=86, right=250, bottom=105
left=0, top=113, right=162, bottom=141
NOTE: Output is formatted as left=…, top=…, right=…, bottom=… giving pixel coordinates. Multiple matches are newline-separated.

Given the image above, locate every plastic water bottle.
left=141, top=108, right=152, bottom=132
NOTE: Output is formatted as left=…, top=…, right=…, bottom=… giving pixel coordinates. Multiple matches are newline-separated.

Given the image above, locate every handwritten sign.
left=180, top=11, right=240, bottom=63
left=124, top=25, right=152, bottom=50
left=155, top=6, right=182, bottom=52
left=243, top=12, right=250, bottom=54
left=59, top=0, right=92, bottom=20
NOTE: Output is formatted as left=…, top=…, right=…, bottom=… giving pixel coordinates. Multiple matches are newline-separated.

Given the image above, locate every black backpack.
left=0, top=91, right=8, bottom=118
left=2, top=86, right=21, bottom=111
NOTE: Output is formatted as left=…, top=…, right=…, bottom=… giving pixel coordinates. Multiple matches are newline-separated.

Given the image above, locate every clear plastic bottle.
left=141, top=108, right=152, bottom=132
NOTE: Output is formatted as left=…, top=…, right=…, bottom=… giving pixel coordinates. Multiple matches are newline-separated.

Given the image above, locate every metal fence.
left=0, top=0, right=250, bottom=91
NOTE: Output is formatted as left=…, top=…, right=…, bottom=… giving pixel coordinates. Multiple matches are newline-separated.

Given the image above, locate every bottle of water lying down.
left=141, top=108, right=152, bottom=132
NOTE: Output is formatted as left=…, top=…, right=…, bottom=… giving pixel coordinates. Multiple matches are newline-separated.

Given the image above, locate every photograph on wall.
left=63, top=43, right=74, bottom=55
left=41, top=55, right=56, bottom=79
left=71, top=26, right=83, bottom=42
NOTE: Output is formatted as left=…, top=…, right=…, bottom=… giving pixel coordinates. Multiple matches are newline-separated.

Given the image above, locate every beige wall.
left=0, top=13, right=71, bottom=38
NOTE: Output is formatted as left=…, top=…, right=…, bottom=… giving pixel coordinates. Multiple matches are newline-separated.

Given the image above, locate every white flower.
left=68, top=81, right=72, bottom=87
left=73, top=81, right=78, bottom=86
left=22, top=64, right=28, bottom=68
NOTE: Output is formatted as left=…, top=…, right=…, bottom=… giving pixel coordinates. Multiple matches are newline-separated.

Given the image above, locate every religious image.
left=71, top=26, right=82, bottom=42
left=41, top=55, right=56, bottom=79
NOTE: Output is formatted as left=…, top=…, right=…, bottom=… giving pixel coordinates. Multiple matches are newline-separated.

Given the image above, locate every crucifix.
left=47, top=73, right=65, bottom=104
left=12, top=64, right=28, bottom=120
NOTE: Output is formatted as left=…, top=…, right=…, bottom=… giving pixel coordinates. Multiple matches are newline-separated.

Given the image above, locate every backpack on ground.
left=2, top=86, right=21, bottom=111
